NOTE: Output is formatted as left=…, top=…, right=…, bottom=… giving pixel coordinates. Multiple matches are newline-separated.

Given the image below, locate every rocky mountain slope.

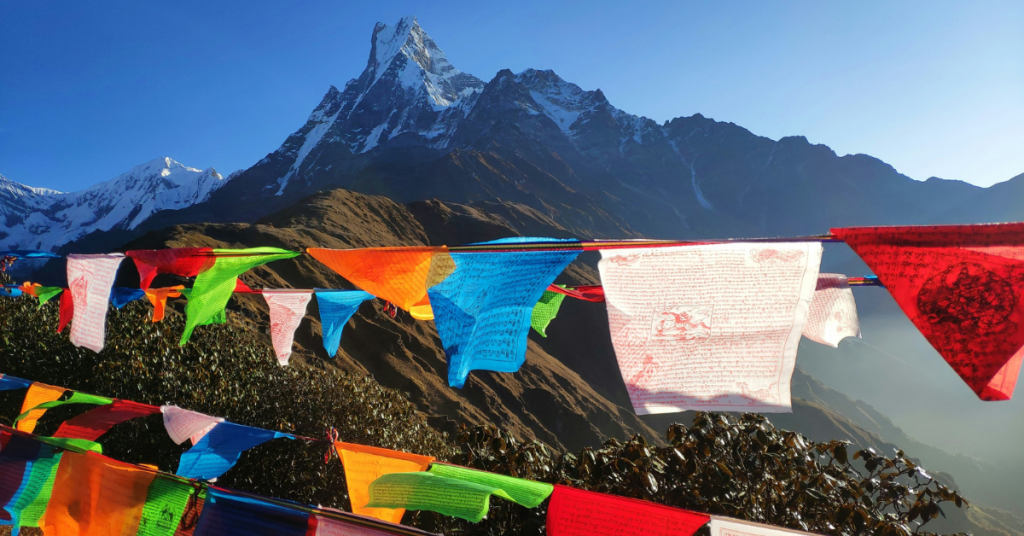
left=0, top=157, right=228, bottom=252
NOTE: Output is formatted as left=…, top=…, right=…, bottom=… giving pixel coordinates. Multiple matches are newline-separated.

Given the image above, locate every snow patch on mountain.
left=0, top=157, right=229, bottom=251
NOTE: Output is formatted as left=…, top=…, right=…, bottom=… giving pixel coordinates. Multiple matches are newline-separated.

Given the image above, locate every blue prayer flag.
left=192, top=488, right=308, bottom=536
left=314, top=290, right=373, bottom=357
left=0, top=251, right=60, bottom=259
left=0, top=435, right=42, bottom=524
left=175, top=422, right=292, bottom=480
left=110, top=287, right=146, bottom=309
left=0, top=287, right=23, bottom=298
left=427, top=238, right=580, bottom=387
left=0, top=376, right=31, bottom=391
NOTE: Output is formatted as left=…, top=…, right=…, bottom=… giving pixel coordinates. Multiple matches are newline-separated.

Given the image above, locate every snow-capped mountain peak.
left=262, top=17, right=486, bottom=194
left=0, top=157, right=230, bottom=252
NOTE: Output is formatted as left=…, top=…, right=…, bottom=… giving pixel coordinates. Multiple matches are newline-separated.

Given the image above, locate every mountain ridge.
left=0, top=157, right=229, bottom=252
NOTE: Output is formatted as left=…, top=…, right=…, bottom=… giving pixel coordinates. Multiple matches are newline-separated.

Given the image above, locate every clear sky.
left=1, top=1, right=1021, bottom=192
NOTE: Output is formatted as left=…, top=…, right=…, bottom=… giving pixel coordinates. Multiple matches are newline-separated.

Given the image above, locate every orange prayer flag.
left=334, top=441, right=434, bottom=524
left=16, top=382, right=67, bottom=433
left=18, top=282, right=40, bottom=297
left=307, top=247, right=454, bottom=320
left=144, top=285, right=185, bottom=322
left=42, top=451, right=156, bottom=536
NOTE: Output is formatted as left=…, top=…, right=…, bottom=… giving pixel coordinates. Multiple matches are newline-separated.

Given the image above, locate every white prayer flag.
left=598, top=242, right=822, bottom=414
left=313, top=513, right=395, bottom=536
left=262, top=290, right=312, bottom=366
left=710, top=516, right=821, bottom=536
left=803, top=274, right=861, bottom=347
left=160, top=405, right=224, bottom=445
left=67, top=253, right=125, bottom=353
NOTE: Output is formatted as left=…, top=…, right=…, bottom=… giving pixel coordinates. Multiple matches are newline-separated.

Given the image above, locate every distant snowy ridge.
left=0, top=157, right=229, bottom=252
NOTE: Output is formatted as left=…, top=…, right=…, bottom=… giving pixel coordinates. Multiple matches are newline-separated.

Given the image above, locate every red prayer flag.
left=546, top=485, right=708, bottom=536
left=53, top=400, right=161, bottom=441
left=126, top=248, right=216, bottom=289
left=547, top=284, right=606, bottom=302
left=58, top=288, right=73, bottom=333
left=833, top=223, right=1024, bottom=400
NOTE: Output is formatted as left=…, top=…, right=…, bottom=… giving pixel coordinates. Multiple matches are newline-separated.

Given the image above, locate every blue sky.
left=1, top=1, right=1021, bottom=192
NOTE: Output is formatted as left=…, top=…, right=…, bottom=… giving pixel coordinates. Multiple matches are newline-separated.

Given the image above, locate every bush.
left=412, top=416, right=969, bottom=536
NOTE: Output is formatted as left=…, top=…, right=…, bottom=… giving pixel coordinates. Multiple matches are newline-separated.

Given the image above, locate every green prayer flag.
left=367, top=472, right=514, bottom=523
left=14, top=391, right=113, bottom=424
left=35, top=286, right=63, bottom=309
left=7, top=445, right=61, bottom=530
left=427, top=464, right=553, bottom=508
left=530, top=288, right=567, bottom=337
left=137, top=476, right=194, bottom=536
left=180, top=289, right=226, bottom=325
left=180, top=247, right=299, bottom=345
left=35, top=436, right=103, bottom=453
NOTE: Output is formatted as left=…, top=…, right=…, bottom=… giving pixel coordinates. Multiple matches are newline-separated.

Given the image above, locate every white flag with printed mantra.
left=802, top=274, right=861, bottom=347
left=263, top=290, right=312, bottom=366
left=161, top=405, right=225, bottom=445
left=67, top=253, right=125, bottom=353
left=710, top=516, right=821, bottom=536
left=598, top=242, right=822, bottom=414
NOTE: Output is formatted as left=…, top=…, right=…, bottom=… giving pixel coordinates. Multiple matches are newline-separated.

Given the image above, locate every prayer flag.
left=307, top=512, right=402, bottom=536
left=14, top=392, right=113, bottom=427
left=16, top=383, right=67, bottom=433
left=833, top=223, right=1024, bottom=400
left=42, top=451, right=156, bottom=536
left=175, top=422, right=292, bottom=480
left=0, top=286, right=22, bottom=298
left=0, top=375, right=31, bottom=391
left=180, top=288, right=226, bottom=326
left=531, top=288, right=567, bottom=337
left=427, top=463, right=553, bottom=507
left=315, top=290, right=373, bottom=357
left=136, top=476, right=194, bottom=536
left=35, top=436, right=102, bottom=453
left=144, top=286, right=185, bottom=322
left=546, top=485, right=709, bottom=536
left=547, top=284, right=605, bottom=302
left=306, top=246, right=455, bottom=320
left=67, top=253, right=125, bottom=352
left=191, top=488, right=308, bottom=536
left=111, top=287, right=147, bottom=309
left=126, top=248, right=216, bottom=290
left=10, top=446, right=62, bottom=530
left=0, top=434, right=41, bottom=524
left=57, top=289, right=73, bottom=333
left=35, top=286, right=63, bottom=308
left=261, top=290, right=312, bottom=366
left=366, top=472, right=513, bottom=523
left=335, top=442, right=434, bottom=524
left=428, top=238, right=580, bottom=387
left=0, top=251, right=59, bottom=259
left=803, top=274, right=861, bottom=347
left=710, top=516, right=822, bottom=536
left=54, top=400, right=160, bottom=441
left=180, top=248, right=299, bottom=345
left=598, top=243, right=822, bottom=414
left=160, top=406, right=224, bottom=445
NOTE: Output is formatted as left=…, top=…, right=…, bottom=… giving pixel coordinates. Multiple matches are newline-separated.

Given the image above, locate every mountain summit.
left=269, top=16, right=484, bottom=194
